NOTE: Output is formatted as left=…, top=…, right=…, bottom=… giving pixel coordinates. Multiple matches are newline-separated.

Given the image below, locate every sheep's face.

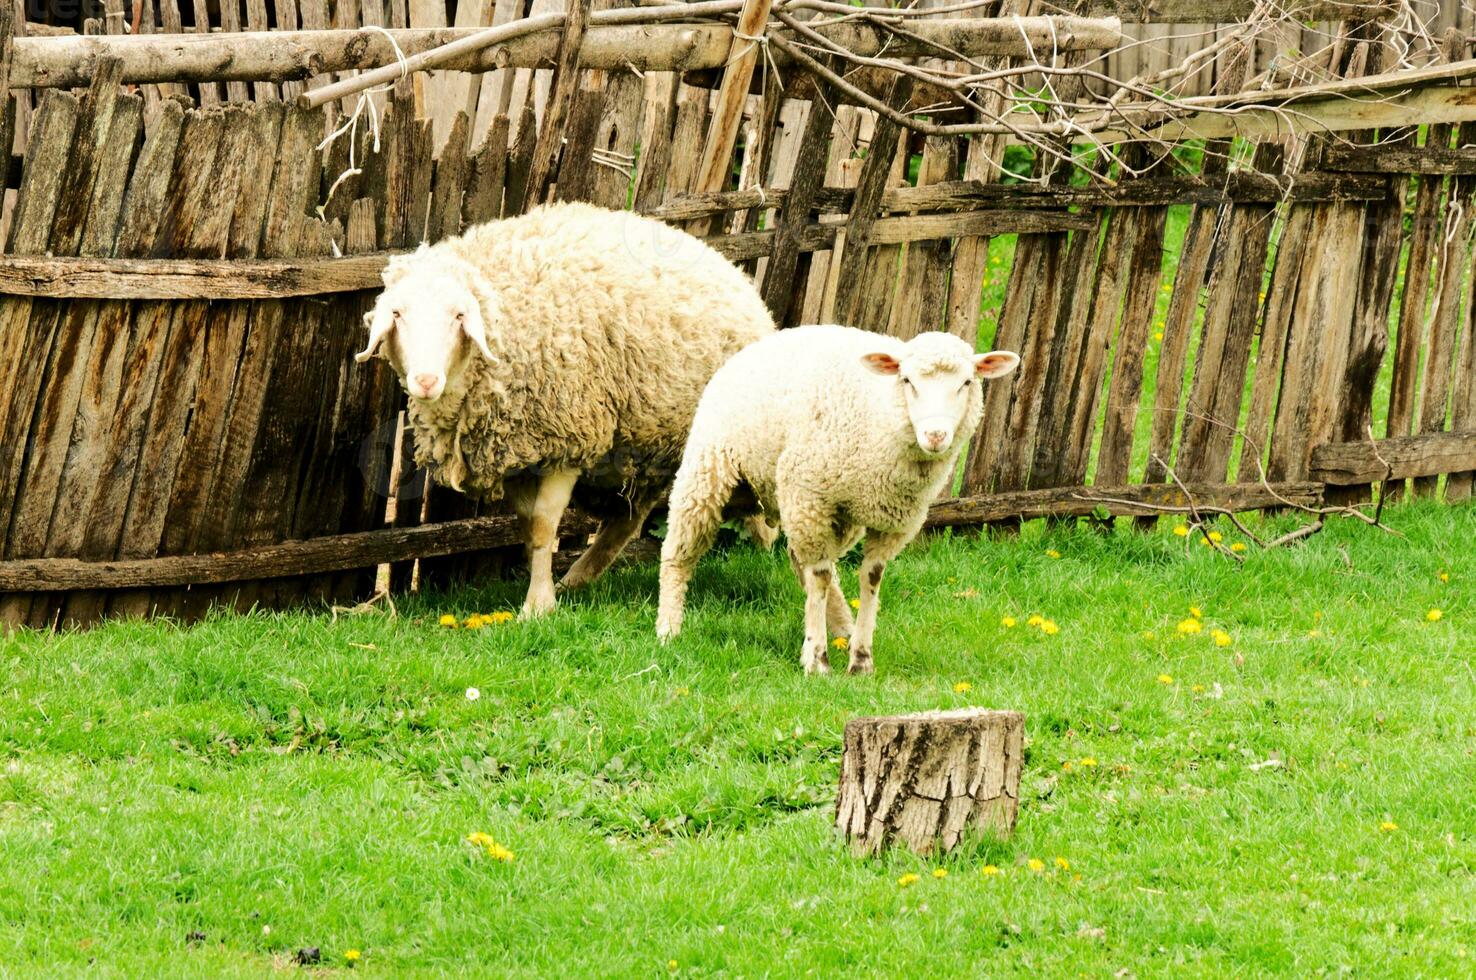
left=862, top=336, right=1019, bottom=457
left=355, top=263, right=498, bottom=402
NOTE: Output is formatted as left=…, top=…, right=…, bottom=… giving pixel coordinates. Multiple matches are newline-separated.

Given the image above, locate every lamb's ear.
left=974, top=350, right=1020, bottom=379
left=459, top=291, right=500, bottom=363
left=860, top=352, right=901, bottom=375
left=355, top=305, right=394, bottom=363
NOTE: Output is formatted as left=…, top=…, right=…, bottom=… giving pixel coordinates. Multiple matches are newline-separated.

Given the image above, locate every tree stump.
left=834, top=709, right=1024, bottom=856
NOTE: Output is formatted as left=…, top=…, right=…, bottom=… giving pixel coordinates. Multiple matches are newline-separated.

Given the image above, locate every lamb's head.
left=355, top=248, right=500, bottom=402
left=861, top=332, right=1019, bottom=458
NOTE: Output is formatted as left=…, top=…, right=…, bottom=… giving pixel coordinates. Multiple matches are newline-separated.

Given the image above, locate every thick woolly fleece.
left=383, top=202, right=775, bottom=511
left=663, top=326, right=987, bottom=560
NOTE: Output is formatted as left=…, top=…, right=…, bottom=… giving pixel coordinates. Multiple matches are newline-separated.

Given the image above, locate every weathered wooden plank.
left=428, top=110, right=470, bottom=241
left=924, top=480, right=1327, bottom=528
left=554, top=69, right=609, bottom=205
left=758, top=81, right=831, bottom=325
left=502, top=101, right=538, bottom=218
left=1386, top=130, right=1449, bottom=444
left=1050, top=0, right=1378, bottom=22
left=0, top=512, right=599, bottom=591
left=0, top=253, right=396, bottom=299
left=1310, top=431, right=1476, bottom=484
left=521, top=0, right=593, bottom=211
left=830, top=74, right=912, bottom=326
left=1323, top=142, right=1476, bottom=175
left=586, top=67, right=644, bottom=210
left=463, top=111, right=510, bottom=223
left=631, top=74, right=677, bottom=212
left=690, top=0, right=771, bottom=200
left=888, top=135, right=955, bottom=340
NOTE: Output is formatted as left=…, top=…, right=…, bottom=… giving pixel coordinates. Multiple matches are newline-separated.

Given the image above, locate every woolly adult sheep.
left=356, top=201, right=776, bottom=617
left=656, top=326, right=1019, bottom=674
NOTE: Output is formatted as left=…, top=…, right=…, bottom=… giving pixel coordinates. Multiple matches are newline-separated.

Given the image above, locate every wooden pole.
left=835, top=709, right=1024, bottom=856
left=517, top=0, right=592, bottom=212
left=690, top=0, right=772, bottom=201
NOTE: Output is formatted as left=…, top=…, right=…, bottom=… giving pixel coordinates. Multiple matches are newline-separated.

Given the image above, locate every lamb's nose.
left=413, top=373, right=439, bottom=394
left=924, top=430, right=948, bottom=450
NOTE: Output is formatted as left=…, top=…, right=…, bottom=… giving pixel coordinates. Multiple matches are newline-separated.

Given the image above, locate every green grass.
left=3, top=504, right=1475, bottom=976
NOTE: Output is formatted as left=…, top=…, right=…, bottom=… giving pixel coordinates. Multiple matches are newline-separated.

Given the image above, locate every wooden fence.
left=0, top=0, right=1474, bottom=628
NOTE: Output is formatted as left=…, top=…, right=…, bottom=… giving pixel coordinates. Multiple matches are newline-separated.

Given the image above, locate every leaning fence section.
left=0, top=1, right=1473, bottom=627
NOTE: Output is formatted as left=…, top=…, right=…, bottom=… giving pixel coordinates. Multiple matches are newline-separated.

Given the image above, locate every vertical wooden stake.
left=519, top=0, right=592, bottom=212
left=690, top=0, right=773, bottom=204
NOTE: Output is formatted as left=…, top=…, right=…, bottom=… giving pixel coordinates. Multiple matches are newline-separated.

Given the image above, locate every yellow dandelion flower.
left=953, top=681, right=972, bottom=694
left=1308, top=629, right=1322, bottom=638
left=980, top=864, right=1001, bottom=876
left=850, top=598, right=861, bottom=609
left=1230, top=542, right=1247, bottom=553
left=1055, top=857, right=1070, bottom=871
left=1313, top=610, right=1323, bottom=621
left=1046, top=549, right=1062, bottom=559
left=1027, top=614, right=1045, bottom=627
left=1189, top=606, right=1203, bottom=619
left=1191, top=684, right=1205, bottom=693
left=1157, top=673, right=1174, bottom=685
left=464, top=615, right=484, bottom=629
left=1207, top=531, right=1223, bottom=543
left=832, top=636, right=849, bottom=650
left=1078, top=757, right=1097, bottom=767
left=1212, top=630, right=1232, bottom=648
left=1061, top=761, right=1074, bottom=772
left=1141, top=631, right=1155, bottom=640
left=1380, top=821, right=1398, bottom=832
left=898, top=873, right=921, bottom=888
left=1153, top=331, right=1164, bottom=341
left=1426, top=609, right=1443, bottom=622
left=1027, top=858, right=1045, bottom=873
left=345, top=949, right=361, bottom=962
left=668, top=960, right=678, bottom=971
left=1177, top=619, right=1201, bottom=635
left=1438, top=571, right=1450, bottom=583
left=486, top=842, right=515, bottom=863
left=1000, top=616, right=1018, bottom=628
left=1172, top=525, right=1189, bottom=537
left=1041, top=621, right=1060, bottom=635
left=439, top=614, right=458, bottom=628
left=932, top=868, right=948, bottom=879
left=466, top=832, right=495, bottom=847
left=488, top=611, right=516, bottom=624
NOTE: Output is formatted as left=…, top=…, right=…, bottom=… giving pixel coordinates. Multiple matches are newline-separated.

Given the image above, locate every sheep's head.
left=355, top=249, right=499, bottom=402
left=861, top=333, right=1019, bottom=458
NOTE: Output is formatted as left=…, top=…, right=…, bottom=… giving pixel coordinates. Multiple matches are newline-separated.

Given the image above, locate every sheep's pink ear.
left=974, top=350, right=1019, bottom=379
left=355, top=306, right=394, bottom=363
left=861, top=352, right=901, bottom=375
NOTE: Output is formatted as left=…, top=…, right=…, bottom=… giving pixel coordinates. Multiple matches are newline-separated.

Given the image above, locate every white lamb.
left=356, top=202, right=775, bottom=617
left=656, top=326, right=1019, bottom=674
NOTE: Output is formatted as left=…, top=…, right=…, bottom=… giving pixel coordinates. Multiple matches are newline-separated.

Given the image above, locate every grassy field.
left=2, top=502, right=1472, bottom=976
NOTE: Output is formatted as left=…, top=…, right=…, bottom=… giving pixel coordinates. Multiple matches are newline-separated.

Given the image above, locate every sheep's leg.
left=798, top=559, right=834, bottom=675
left=559, top=497, right=659, bottom=592
left=657, top=448, right=738, bottom=640
left=517, top=468, right=580, bottom=619
left=850, top=530, right=909, bottom=675
left=787, top=549, right=852, bottom=639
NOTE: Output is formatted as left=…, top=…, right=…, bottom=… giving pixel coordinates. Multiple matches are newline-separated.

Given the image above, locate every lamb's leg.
left=657, top=448, right=738, bottom=640
left=850, top=530, right=909, bottom=675
left=560, top=496, right=659, bottom=592
left=787, top=549, right=852, bottom=639
left=797, top=559, right=834, bottom=675
left=517, top=467, right=580, bottom=619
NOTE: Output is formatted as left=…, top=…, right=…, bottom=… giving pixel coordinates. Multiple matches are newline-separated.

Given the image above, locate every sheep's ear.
left=355, top=305, right=394, bottom=363
left=860, top=352, right=901, bottom=375
left=974, top=350, right=1020, bottom=379
left=459, top=298, right=499, bottom=363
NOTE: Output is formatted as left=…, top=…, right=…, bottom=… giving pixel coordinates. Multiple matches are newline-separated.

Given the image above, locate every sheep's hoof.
left=655, top=616, right=680, bottom=642
left=847, top=648, right=874, bottom=675
left=520, top=592, right=557, bottom=620
left=802, top=646, right=832, bottom=675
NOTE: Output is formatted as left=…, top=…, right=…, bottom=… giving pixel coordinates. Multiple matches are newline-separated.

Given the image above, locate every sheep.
left=355, top=201, right=776, bottom=617
left=655, top=325, right=1019, bottom=674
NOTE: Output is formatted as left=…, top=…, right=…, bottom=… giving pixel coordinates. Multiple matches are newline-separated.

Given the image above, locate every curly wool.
left=392, top=202, right=775, bottom=508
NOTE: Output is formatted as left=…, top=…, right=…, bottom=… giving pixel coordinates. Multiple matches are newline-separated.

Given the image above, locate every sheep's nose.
left=923, top=430, right=949, bottom=450
left=413, top=373, right=439, bottom=394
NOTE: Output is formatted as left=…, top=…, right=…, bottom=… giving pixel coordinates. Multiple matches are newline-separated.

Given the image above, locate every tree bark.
left=835, top=709, right=1024, bottom=856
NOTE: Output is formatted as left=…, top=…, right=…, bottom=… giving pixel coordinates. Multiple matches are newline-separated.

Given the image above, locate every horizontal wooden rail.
left=1323, top=143, right=1476, bottom=176
left=0, top=513, right=599, bottom=591
left=0, top=254, right=393, bottom=299
left=924, top=481, right=1326, bottom=526
left=1310, top=431, right=1476, bottom=484
left=646, top=172, right=1390, bottom=222
left=0, top=209, right=1089, bottom=298
left=1053, top=0, right=1385, bottom=21
left=12, top=16, right=1118, bottom=89
left=0, top=482, right=1327, bottom=592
